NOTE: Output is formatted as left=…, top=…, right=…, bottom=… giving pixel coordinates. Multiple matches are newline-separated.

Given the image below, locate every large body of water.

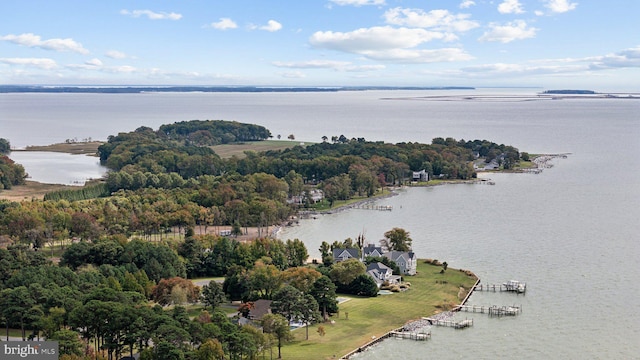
left=1, top=90, right=639, bottom=358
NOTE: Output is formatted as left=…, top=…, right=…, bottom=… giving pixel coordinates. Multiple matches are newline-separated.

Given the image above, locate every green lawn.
left=281, top=261, right=477, bottom=359
left=210, top=140, right=307, bottom=159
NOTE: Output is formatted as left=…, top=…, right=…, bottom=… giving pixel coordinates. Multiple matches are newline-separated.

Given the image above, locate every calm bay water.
left=1, top=90, right=639, bottom=358
left=8, top=151, right=107, bottom=186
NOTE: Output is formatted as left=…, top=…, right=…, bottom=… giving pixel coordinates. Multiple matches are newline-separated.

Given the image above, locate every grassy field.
left=210, top=140, right=306, bottom=159
left=22, top=141, right=103, bottom=155
left=0, top=181, right=72, bottom=201
left=282, top=261, right=477, bottom=360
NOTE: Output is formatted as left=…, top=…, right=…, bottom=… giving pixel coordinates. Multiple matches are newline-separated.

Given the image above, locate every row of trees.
left=158, top=120, right=272, bottom=146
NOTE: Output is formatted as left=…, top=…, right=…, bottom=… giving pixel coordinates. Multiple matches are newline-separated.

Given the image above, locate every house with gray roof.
left=362, top=244, right=384, bottom=258
left=383, top=251, right=417, bottom=275
left=366, top=262, right=401, bottom=288
left=333, top=248, right=360, bottom=262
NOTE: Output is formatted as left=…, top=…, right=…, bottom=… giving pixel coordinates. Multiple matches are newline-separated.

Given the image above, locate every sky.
left=1, top=0, right=639, bottom=90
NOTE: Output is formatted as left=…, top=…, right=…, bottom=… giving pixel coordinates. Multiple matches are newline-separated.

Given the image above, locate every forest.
left=0, top=120, right=525, bottom=359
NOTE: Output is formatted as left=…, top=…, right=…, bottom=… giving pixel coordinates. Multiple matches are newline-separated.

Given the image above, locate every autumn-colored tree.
left=151, top=277, right=200, bottom=306
left=247, top=260, right=283, bottom=299
left=281, top=267, right=322, bottom=293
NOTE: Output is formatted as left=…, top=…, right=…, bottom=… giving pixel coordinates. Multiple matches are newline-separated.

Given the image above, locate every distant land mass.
left=0, top=85, right=475, bottom=93
left=541, top=89, right=597, bottom=94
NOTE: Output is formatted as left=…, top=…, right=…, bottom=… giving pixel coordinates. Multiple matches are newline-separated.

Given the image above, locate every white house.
left=412, top=170, right=429, bottom=182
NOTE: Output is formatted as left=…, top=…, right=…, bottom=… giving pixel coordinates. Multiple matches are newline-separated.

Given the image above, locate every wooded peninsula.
left=0, top=120, right=529, bottom=359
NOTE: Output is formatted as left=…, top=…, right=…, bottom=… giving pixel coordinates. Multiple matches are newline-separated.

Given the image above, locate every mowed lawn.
left=282, top=261, right=477, bottom=359
left=210, top=140, right=306, bottom=159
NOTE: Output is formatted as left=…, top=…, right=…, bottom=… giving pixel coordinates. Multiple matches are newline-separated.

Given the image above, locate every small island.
left=540, top=89, right=597, bottom=94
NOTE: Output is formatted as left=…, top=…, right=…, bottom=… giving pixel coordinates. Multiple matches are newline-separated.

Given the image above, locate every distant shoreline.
left=383, top=94, right=640, bottom=102
left=0, top=85, right=475, bottom=94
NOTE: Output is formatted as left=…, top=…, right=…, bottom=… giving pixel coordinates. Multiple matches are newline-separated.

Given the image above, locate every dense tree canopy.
left=0, top=155, right=26, bottom=190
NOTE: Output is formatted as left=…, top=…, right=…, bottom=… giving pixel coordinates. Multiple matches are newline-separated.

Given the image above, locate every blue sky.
left=1, top=0, right=639, bottom=90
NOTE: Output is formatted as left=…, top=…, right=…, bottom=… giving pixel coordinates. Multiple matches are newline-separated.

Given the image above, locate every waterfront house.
left=412, top=170, right=429, bottom=182
left=384, top=251, right=417, bottom=275
left=362, top=244, right=384, bottom=258
left=366, top=262, right=401, bottom=287
left=333, top=248, right=360, bottom=262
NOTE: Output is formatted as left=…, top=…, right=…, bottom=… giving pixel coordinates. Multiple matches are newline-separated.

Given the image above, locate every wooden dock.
left=390, top=330, right=431, bottom=341
left=474, top=280, right=526, bottom=294
left=354, top=204, right=393, bottom=211
left=455, top=304, right=522, bottom=317
left=423, top=317, right=474, bottom=329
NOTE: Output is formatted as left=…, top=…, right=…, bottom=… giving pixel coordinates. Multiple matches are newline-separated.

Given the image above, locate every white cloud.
left=589, top=46, right=640, bottom=69
left=273, top=60, right=352, bottom=69
left=498, top=0, right=525, bottom=14
left=210, top=18, right=238, bottom=30
left=383, top=8, right=479, bottom=33
left=451, top=46, right=640, bottom=79
left=0, top=57, right=57, bottom=69
left=0, top=33, right=89, bottom=54
left=360, top=48, right=474, bottom=63
left=459, top=1, right=475, bottom=9
left=105, top=50, right=128, bottom=59
left=544, top=0, right=578, bottom=13
left=261, top=20, right=283, bottom=32
left=310, top=26, right=446, bottom=52
left=120, top=9, right=182, bottom=20
left=329, top=0, right=385, bottom=6
left=309, top=26, right=473, bottom=63
left=107, top=65, right=137, bottom=73
left=479, top=20, right=537, bottom=43
left=85, top=58, right=103, bottom=67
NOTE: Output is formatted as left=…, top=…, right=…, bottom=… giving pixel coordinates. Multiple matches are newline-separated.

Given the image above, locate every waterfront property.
left=283, top=261, right=477, bottom=359
left=383, top=251, right=417, bottom=275
left=366, top=262, right=401, bottom=288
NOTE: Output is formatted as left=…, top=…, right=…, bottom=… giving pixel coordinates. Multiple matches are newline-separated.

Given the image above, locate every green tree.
left=349, top=274, right=379, bottom=297
left=310, top=276, right=338, bottom=321
left=261, top=314, right=292, bottom=359
left=285, top=238, right=309, bottom=267
left=299, top=294, right=320, bottom=340
left=201, top=281, right=227, bottom=311
left=0, top=138, right=10, bottom=154
left=271, top=286, right=304, bottom=323
left=329, top=258, right=365, bottom=286
left=51, top=329, right=84, bottom=357
left=196, top=338, right=225, bottom=360
left=381, top=227, right=413, bottom=252
left=246, top=260, right=282, bottom=299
